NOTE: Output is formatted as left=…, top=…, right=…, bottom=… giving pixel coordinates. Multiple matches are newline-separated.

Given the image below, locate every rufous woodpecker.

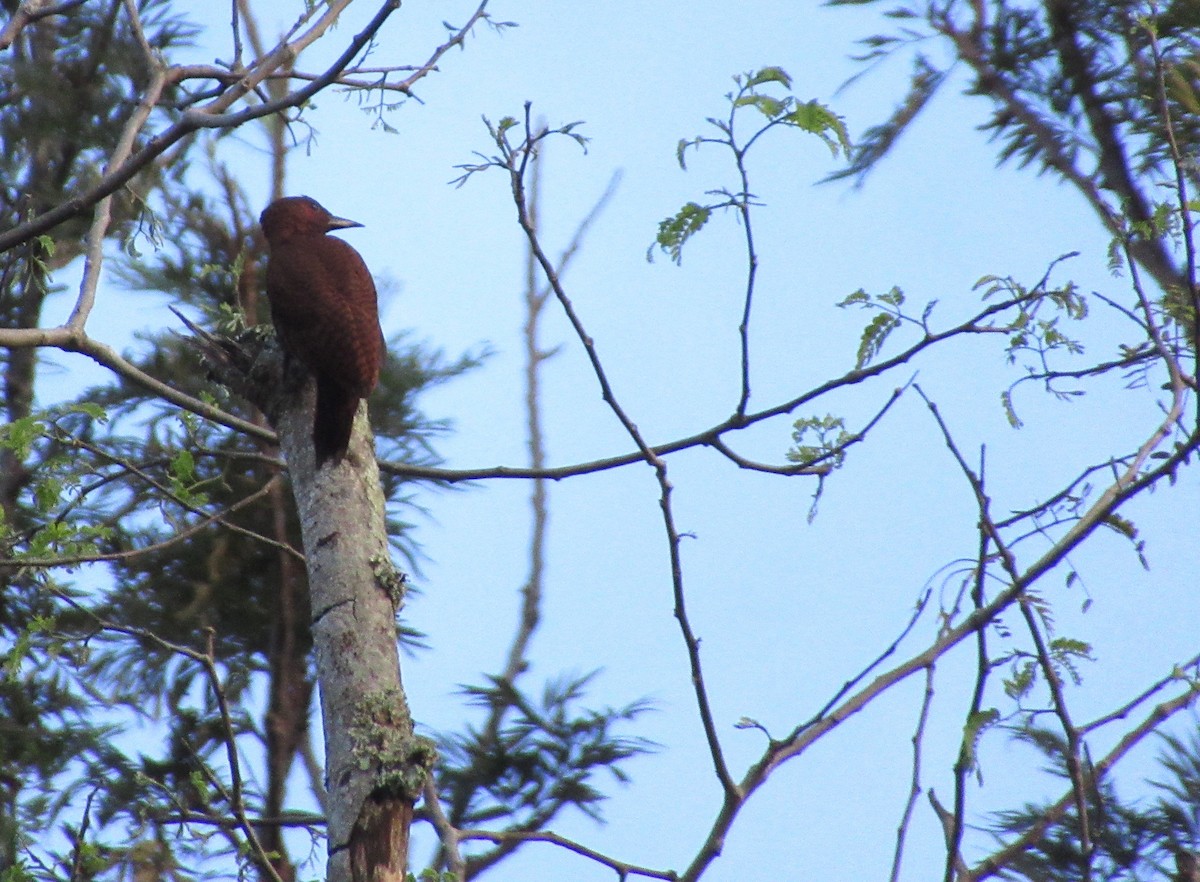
left=260, top=196, right=384, bottom=466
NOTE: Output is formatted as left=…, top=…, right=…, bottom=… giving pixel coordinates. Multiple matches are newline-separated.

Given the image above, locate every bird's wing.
left=265, top=237, right=383, bottom=396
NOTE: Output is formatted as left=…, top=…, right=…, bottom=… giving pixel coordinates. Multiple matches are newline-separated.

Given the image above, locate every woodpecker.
left=260, top=196, right=384, bottom=466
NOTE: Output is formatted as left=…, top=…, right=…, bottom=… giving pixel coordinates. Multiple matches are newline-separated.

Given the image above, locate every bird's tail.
left=314, top=376, right=361, bottom=466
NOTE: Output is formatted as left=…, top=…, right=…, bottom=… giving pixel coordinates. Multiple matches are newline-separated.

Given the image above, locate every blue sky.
left=36, top=1, right=1200, bottom=879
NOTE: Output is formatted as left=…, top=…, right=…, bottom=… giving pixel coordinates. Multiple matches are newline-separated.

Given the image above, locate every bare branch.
left=1082, top=652, right=1200, bottom=733
left=892, top=662, right=937, bottom=882
left=676, top=398, right=1198, bottom=880
left=0, top=323, right=274, bottom=442
left=199, top=627, right=287, bottom=882
left=1015, top=598, right=1094, bottom=877
left=970, top=680, right=1200, bottom=880
left=946, top=465, right=997, bottom=882
left=458, top=828, right=677, bottom=880
left=0, top=0, right=88, bottom=50
left=0, top=0, right=405, bottom=252
left=423, top=779, right=465, bottom=881
left=43, top=589, right=285, bottom=879
left=0, top=459, right=293, bottom=570
left=69, top=39, right=168, bottom=331
left=379, top=288, right=1061, bottom=484
left=504, top=106, right=738, bottom=799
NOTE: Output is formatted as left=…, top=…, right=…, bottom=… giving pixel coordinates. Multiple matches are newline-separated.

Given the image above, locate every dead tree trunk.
left=273, top=381, right=432, bottom=882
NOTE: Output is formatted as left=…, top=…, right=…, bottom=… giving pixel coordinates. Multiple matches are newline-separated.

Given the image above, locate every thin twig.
left=0, top=0, right=406, bottom=252
left=1, top=457, right=293, bottom=569
left=506, top=106, right=738, bottom=800
left=971, top=680, right=1200, bottom=880
left=1082, top=652, right=1200, bottom=733
left=68, top=0, right=167, bottom=332
left=0, top=0, right=89, bottom=50
left=916, top=383, right=1096, bottom=876
left=1016, top=598, right=1093, bottom=879
left=1145, top=13, right=1199, bottom=371
left=458, top=828, right=677, bottom=880
left=946, top=454, right=996, bottom=882
left=679, top=410, right=1200, bottom=881
left=67, top=790, right=97, bottom=882
left=378, top=288, right=1062, bottom=484
left=45, top=591, right=285, bottom=881
left=892, top=661, right=937, bottom=882
left=424, top=779, right=465, bottom=880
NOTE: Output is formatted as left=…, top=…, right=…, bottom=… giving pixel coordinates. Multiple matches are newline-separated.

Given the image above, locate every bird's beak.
left=326, top=215, right=364, bottom=231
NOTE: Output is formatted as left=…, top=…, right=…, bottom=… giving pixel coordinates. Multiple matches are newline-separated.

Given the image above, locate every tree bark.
left=269, top=371, right=431, bottom=882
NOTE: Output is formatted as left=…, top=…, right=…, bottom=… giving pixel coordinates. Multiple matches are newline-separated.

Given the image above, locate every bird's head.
left=260, top=196, right=363, bottom=245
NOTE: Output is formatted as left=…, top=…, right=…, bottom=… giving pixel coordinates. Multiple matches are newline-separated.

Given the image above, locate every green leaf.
left=787, top=414, right=852, bottom=468
left=746, top=66, right=792, bottom=89
left=837, top=288, right=871, bottom=308
left=0, top=860, right=37, bottom=882
left=1001, top=390, right=1024, bottom=428
left=0, top=415, right=43, bottom=458
left=960, top=707, right=1000, bottom=773
left=34, top=475, right=63, bottom=511
left=649, top=201, right=712, bottom=265
left=676, top=136, right=703, bottom=169
left=784, top=100, right=852, bottom=157
left=170, top=449, right=196, bottom=485
left=1050, top=637, right=1094, bottom=686
left=736, top=93, right=786, bottom=119
left=70, top=401, right=108, bottom=422
left=855, top=312, right=900, bottom=368
left=1102, top=512, right=1138, bottom=540
left=1005, top=659, right=1037, bottom=700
